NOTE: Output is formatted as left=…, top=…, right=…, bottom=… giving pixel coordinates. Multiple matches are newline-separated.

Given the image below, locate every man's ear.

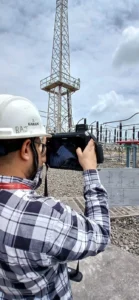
left=20, top=139, right=32, bottom=161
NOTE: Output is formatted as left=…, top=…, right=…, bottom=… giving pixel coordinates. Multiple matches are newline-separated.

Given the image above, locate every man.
left=0, top=94, right=110, bottom=300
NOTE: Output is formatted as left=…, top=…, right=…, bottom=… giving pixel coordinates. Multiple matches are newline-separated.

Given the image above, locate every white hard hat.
left=0, top=94, right=51, bottom=139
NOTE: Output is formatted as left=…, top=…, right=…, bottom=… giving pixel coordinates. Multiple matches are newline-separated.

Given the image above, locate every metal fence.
left=101, top=143, right=139, bottom=168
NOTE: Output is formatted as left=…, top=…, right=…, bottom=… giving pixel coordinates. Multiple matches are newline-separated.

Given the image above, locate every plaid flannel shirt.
left=0, top=168, right=110, bottom=300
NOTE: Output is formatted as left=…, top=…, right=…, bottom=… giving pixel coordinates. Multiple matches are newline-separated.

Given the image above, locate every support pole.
left=133, top=126, right=135, bottom=140
left=117, top=131, right=119, bottom=142
left=132, top=145, right=137, bottom=168
left=91, top=126, right=93, bottom=134
left=125, top=130, right=127, bottom=141
left=114, top=129, right=116, bottom=143
left=96, top=121, right=99, bottom=142
left=126, top=146, right=131, bottom=168
left=100, top=125, right=102, bottom=142
left=119, top=122, right=122, bottom=142
left=109, top=131, right=111, bottom=143
left=105, top=128, right=107, bottom=143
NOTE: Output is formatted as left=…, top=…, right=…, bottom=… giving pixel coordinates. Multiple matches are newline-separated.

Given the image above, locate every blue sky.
left=1, top=0, right=139, bottom=126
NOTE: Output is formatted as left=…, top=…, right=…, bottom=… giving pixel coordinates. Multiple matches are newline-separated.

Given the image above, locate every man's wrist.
left=83, top=169, right=97, bottom=174
left=83, top=166, right=97, bottom=171
left=83, top=169, right=100, bottom=185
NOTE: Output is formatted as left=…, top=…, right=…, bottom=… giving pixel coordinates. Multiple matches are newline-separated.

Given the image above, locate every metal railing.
left=40, top=71, right=80, bottom=90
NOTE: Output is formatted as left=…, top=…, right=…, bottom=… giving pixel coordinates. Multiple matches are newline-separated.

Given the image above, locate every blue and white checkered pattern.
left=0, top=169, right=110, bottom=299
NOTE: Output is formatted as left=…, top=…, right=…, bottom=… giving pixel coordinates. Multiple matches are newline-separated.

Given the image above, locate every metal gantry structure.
left=40, top=0, right=80, bottom=133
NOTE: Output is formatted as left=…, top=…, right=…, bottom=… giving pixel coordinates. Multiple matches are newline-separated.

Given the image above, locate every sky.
left=0, top=0, right=139, bottom=126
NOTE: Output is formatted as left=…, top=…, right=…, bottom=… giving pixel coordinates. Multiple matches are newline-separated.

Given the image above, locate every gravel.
left=37, top=167, right=139, bottom=257
left=111, top=217, right=139, bottom=256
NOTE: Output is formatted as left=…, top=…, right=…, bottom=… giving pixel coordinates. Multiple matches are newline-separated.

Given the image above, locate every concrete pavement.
left=71, top=245, right=139, bottom=300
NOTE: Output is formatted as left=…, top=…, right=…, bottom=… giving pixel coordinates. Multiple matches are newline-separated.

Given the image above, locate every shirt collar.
left=0, top=166, right=43, bottom=190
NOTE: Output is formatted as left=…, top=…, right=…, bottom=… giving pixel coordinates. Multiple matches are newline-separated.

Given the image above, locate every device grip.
left=95, top=143, right=104, bottom=164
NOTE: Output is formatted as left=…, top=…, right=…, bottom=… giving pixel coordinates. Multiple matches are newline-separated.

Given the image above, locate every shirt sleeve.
left=47, top=169, right=110, bottom=263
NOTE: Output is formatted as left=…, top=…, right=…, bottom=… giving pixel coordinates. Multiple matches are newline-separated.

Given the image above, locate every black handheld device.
left=46, top=120, right=104, bottom=171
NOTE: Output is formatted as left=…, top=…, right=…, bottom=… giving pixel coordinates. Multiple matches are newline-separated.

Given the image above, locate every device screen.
left=46, top=136, right=89, bottom=171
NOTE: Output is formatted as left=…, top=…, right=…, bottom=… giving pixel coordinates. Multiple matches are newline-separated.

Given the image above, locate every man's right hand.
left=76, top=139, right=97, bottom=171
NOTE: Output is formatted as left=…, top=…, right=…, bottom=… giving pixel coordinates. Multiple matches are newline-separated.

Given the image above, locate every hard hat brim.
left=0, top=132, right=52, bottom=139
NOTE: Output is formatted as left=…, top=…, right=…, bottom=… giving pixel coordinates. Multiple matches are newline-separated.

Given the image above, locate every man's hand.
left=76, top=139, right=97, bottom=171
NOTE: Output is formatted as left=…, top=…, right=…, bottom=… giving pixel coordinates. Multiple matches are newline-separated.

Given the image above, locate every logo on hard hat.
left=28, top=119, right=39, bottom=126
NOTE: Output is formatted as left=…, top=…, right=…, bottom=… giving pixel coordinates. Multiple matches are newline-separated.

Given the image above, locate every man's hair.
left=0, top=139, right=27, bottom=157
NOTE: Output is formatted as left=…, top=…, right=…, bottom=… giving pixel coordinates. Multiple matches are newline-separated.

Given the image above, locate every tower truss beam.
left=40, top=0, right=80, bottom=133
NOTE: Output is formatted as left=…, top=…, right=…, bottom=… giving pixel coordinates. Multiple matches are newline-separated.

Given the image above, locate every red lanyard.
left=0, top=183, right=31, bottom=190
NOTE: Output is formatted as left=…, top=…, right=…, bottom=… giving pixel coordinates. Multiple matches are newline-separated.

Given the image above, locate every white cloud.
left=91, top=91, right=139, bottom=123
left=113, top=26, right=139, bottom=67
left=0, top=0, right=139, bottom=126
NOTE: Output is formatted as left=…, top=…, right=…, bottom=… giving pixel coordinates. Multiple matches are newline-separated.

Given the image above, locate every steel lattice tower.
left=40, top=0, right=80, bottom=133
